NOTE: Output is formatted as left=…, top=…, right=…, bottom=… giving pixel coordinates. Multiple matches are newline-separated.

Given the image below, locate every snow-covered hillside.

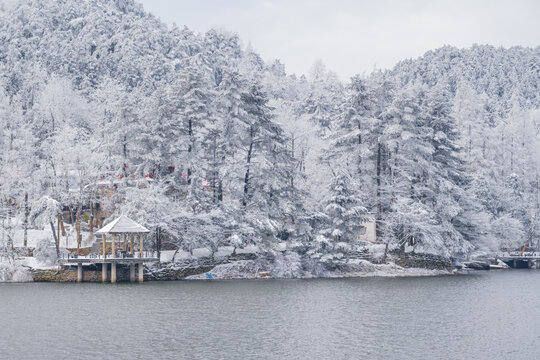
left=0, top=0, right=539, bottom=267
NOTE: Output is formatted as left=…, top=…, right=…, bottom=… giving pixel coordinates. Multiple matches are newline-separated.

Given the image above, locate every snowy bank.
left=0, top=260, right=33, bottom=282
left=186, top=258, right=450, bottom=280
left=0, top=249, right=452, bottom=283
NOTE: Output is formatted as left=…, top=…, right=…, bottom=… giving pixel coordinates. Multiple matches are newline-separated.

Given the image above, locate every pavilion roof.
left=95, top=215, right=150, bottom=234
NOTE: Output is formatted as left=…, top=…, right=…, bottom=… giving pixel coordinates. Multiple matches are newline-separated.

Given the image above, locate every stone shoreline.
left=8, top=252, right=458, bottom=283
left=32, top=264, right=215, bottom=282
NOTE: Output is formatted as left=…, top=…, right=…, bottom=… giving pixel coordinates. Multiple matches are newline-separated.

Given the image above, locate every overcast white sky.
left=139, top=0, right=540, bottom=80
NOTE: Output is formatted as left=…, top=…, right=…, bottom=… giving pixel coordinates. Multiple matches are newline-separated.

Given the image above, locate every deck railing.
left=61, top=251, right=158, bottom=260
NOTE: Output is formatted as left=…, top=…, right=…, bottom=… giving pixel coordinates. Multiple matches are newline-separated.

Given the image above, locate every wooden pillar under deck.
left=111, top=263, right=117, bottom=284
left=130, top=263, right=136, bottom=282
left=77, top=263, right=83, bottom=283
left=138, top=262, right=144, bottom=283
left=102, top=263, right=108, bottom=283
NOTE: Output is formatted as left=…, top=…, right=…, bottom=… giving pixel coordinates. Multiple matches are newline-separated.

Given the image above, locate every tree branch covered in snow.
left=0, top=0, right=539, bottom=265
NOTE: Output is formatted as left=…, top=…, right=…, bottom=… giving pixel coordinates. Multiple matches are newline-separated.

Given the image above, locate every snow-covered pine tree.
left=178, top=56, right=213, bottom=187
left=329, top=75, right=378, bottom=207
left=322, top=171, right=369, bottom=254
left=378, top=83, right=474, bottom=257
left=237, top=75, right=295, bottom=251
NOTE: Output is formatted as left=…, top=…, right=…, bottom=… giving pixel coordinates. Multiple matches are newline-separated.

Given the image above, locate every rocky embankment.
left=31, top=263, right=217, bottom=282
left=30, top=253, right=258, bottom=282
left=5, top=252, right=490, bottom=283
left=394, top=253, right=453, bottom=271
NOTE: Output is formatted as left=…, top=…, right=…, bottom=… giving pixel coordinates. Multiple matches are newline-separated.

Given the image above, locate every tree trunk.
left=376, top=141, right=382, bottom=237
left=57, top=215, right=60, bottom=252
left=218, top=180, right=223, bottom=202
left=59, top=216, right=67, bottom=248
left=510, top=135, right=514, bottom=172
left=75, top=203, right=81, bottom=255
left=88, top=201, right=94, bottom=242
left=242, top=126, right=254, bottom=207
left=391, top=145, right=398, bottom=205
left=171, top=248, right=180, bottom=263
left=212, top=136, right=217, bottom=203
left=7, top=203, right=13, bottom=250
left=23, top=193, right=29, bottom=248
left=123, top=134, right=128, bottom=180
left=155, top=227, right=162, bottom=262
left=67, top=205, right=75, bottom=227
left=50, top=221, right=59, bottom=258
left=500, top=129, right=505, bottom=176
left=383, top=241, right=389, bottom=263
left=187, top=118, right=192, bottom=185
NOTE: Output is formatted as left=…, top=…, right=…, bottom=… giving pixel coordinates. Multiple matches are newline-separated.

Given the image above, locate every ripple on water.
left=2, top=271, right=540, bottom=359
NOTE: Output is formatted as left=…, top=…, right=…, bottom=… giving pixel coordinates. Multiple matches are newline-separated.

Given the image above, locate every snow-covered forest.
left=1, top=0, right=539, bottom=265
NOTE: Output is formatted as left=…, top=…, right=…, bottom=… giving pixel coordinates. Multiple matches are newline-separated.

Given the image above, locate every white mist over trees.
left=0, top=0, right=539, bottom=262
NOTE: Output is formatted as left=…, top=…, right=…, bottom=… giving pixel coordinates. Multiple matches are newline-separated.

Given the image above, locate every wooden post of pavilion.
left=138, top=233, right=144, bottom=283
left=110, top=233, right=117, bottom=283
left=111, top=234, right=116, bottom=257
left=101, top=233, right=107, bottom=282
left=139, top=233, right=143, bottom=258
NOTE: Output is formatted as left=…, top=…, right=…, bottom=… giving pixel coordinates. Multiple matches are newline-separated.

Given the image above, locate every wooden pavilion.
left=60, top=215, right=158, bottom=283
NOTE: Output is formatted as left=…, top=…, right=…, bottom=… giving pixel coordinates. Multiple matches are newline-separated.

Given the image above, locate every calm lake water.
left=1, top=271, right=540, bottom=359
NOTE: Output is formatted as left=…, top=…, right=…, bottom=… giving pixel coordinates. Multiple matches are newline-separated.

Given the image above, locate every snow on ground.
left=0, top=260, right=33, bottom=282
left=0, top=248, right=60, bottom=282
left=160, top=245, right=261, bottom=262
left=15, top=256, right=59, bottom=271
left=2, top=232, right=450, bottom=282
left=186, top=258, right=450, bottom=280
left=236, top=245, right=260, bottom=254
left=1, top=254, right=450, bottom=282
left=331, top=259, right=450, bottom=278
left=11, top=226, right=93, bottom=248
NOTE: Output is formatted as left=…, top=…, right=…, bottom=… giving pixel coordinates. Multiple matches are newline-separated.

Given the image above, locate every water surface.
left=1, top=271, right=539, bottom=359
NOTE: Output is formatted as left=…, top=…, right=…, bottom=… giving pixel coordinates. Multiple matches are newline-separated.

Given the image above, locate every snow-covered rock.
left=0, top=260, right=33, bottom=282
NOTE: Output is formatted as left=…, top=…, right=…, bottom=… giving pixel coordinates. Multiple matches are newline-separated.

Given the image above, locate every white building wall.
left=358, top=213, right=377, bottom=243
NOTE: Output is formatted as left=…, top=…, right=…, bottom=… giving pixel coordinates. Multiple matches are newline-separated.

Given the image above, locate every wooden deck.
left=58, top=253, right=159, bottom=283
left=59, top=256, right=159, bottom=264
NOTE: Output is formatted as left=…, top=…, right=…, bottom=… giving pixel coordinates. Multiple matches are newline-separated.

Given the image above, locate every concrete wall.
left=31, top=264, right=215, bottom=282
left=33, top=266, right=130, bottom=282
